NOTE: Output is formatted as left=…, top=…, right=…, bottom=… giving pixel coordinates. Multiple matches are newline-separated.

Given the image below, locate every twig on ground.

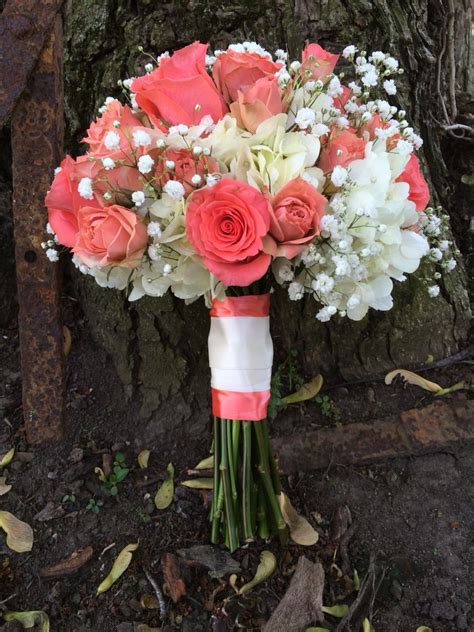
left=144, top=567, right=167, bottom=619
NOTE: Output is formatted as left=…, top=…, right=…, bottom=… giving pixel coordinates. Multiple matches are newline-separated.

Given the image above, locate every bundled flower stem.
left=211, top=417, right=285, bottom=550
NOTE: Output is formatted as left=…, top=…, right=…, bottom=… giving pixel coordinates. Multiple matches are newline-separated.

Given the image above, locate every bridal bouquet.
left=44, top=40, right=456, bottom=549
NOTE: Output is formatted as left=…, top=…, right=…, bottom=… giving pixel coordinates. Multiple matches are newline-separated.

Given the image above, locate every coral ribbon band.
left=211, top=388, right=271, bottom=421
left=208, top=294, right=273, bottom=421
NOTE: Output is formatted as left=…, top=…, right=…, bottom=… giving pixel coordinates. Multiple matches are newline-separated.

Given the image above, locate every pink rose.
left=301, top=43, right=339, bottom=81
left=155, top=148, right=219, bottom=195
left=82, top=99, right=139, bottom=155
left=132, top=42, right=227, bottom=129
left=74, top=204, right=147, bottom=268
left=229, top=76, right=284, bottom=133
left=396, top=154, right=430, bottom=211
left=185, top=179, right=272, bottom=286
left=45, top=155, right=100, bottom=247
left=318, top=129, right=367, bottom=172
left=266, top=178, right=327, bottom=258
left=213, top=49, right=283, bottom=104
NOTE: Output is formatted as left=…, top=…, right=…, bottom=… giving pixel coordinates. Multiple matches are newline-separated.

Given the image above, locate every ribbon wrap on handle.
left=209, top=294, right=273, bottom=421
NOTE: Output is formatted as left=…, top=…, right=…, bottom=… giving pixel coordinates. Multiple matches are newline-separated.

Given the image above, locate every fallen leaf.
left=34, top=501, right=65, bottom=522
left=97, top=542, right=138, bottom=594
left=279, top=493, right=319, bottom=546
left=384, top=370, right=441, bottom=393
left=321, top=604, right=349, bottom=618
left=282, top=375, right=323, bottom=405
left=353, top=568, right=360, bottom=591
left=140, top=593, right=159, bottom=609
left=0, top=476, right=11, bottom=496
left=161, top=552, right=186, bottom=603
left=3, top=610, right=49, bottom=631
left=0, top=511, right=33, bottom=552
left=94, top=466, right=107, bottom=482
left=435, top=381, right=465, bottom=396
left=306, top=628, right=330, bottom=632
left=0, top=448, right=14, bottom=468
left=229, top=574, right=239, bottom=593
left=138, top=449, right=151, bottom=469
left=416, top=628, right=433, bottom=632
left=363, top=619, right=375, bottom=632
left=177, top=544, right=240, bottom=579
left=239, top=550, right=276, bottom=594
left=154, top=463, right=174, bottom=510
left=194, top=455, right=214, bottom=470
left=62, top=325, right=72, bottom=357
left=40, top=546, right=93, bottom=578
left=181, top=478, right=214, bottom=489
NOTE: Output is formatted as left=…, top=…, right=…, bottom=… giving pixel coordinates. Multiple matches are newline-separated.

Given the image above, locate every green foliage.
left=61, top=494, right=76, bottom=504
left=86, top=498, right=104, bottom=513
left=99, top=452, right=130, bottom=496
left=268, top=350, right=303, bottom=419
left=315, top=395, right=342, bottom=426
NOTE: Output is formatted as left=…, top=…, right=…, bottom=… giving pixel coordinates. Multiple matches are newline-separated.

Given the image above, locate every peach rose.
left=266, top=178, right=327, bottom=258
left=132, top=42, right=227, bottom=130
left=301, top=43, right=339, bottom=81
left=74, top=204, right=148, bottom=268
left=45, top=155, right=100, bottom=247
left=213, top=49, right=282, bottom=104
left=156, top=148, right=219, bottom=195
left=82, top=99, right=139, bottom=155
left=229, top=76, right=284, bottom=133
left=318, top=129, right=367, bottom=173
left=396, top=154, right=430, bottom=211
left=185, top=179, right=272, bottom=286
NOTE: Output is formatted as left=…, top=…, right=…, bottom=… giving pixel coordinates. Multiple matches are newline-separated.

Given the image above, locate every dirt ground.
left=0, top=297, right=473, bottom=632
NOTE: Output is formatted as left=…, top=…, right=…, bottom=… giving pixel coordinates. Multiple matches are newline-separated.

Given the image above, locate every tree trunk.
left=61, top=0, right=471, bottom=440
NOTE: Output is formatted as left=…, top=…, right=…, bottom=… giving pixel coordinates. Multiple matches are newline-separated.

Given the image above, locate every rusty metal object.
left=0, top=0, right=64, bottom=126
left=272, top=400, right=474, bottom=474
left=10, top=14, right=65, bottom=443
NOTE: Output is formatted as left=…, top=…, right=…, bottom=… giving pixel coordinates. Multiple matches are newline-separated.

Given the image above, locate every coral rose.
left=301, top=43, right=339, bottom=81
left=74, top=204, right=148, bottom=268
left=45, top=155, right=100, bottom=247
left=318, top=129, right=367, bottom=173
left=132, top=42, right=227, bottom=130
left=396, top=154, right=430, bottom=211
left=267, top=177, right=327, bottom=259
left=82, top=99, right=139, bottom=155
left=156, top=148, right=219, bottom=195
left=229, top=76, right=285, bottom=133
left=213, top=49, right=282, bottom=104
left=185, top=179, right=272, bottom=286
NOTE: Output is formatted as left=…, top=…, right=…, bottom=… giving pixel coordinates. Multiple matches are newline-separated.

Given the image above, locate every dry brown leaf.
left=0, top=511, right=33, bottom=552
left=0, top=476, right=12, bottom=496
left=97, top=542, right=138, bottom=594
left=279, top=493, right=319, bottom=546
left=40, top=546, right=93, bottom=578
left=384, top=369, right=441, bottom=392
left=138, top=449, right=151, bottom=469
left=161, top=552, right=186, bottom=603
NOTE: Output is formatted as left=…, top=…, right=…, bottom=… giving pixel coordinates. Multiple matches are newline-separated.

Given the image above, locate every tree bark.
left=61, top=0, right=471, bottom=439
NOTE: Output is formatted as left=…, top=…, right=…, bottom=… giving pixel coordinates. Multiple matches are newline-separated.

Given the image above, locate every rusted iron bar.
left=272, top=400, right=474, bottom=474
left=10, top=14, right=65, bottom=443
left=0, top=0, right=64, bottom=126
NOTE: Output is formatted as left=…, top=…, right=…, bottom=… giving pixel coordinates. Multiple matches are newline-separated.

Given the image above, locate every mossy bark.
left=62, top=0, right=471, bottom=438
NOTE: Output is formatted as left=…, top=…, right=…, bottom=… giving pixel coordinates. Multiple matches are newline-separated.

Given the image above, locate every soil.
left=0, top=296, right=473, bottom=632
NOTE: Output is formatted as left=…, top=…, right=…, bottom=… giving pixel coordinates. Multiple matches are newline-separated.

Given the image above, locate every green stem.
left=242, top=421, right=254, bottom=541
left=257, top=481, right=269, bottom=540
left=227, top=420, right=238, bottom=504
left=254, top=422, right=286, bottom=532
left=221, top=420, right=239, bottom=551
left=263, top=420, right=282, bottom=495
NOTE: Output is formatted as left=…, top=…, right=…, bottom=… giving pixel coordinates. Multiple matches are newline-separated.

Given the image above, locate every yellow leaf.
left=0, top=511, right=33, bottom=553
left=282, top=375, right=323, bottom=405
left=229, top=573, right=239, bottom=593
left=62, top=325, right=72, bottom=357
left=0, top=448, right=15, bottom=468
left=239, top=551, right=276, bottom=594
left=0, top=476, right=11, bottom=496
left=353, top=568, right=360, bottom=591
left=435, top=381, right=465, bottom=397
left=4, top=611, right=49, bottom=631
left=138, top=450, right=151, bottom=469
left=140, top=594, right=159, bottom=609
left=181, top=478, right=214, bottom=489
left=306, top=628, right=330, bottom=632
left=194, top=455, right=214, bottom=470
left=363, top=619, right=375, bottom=632
left=154, top=463, right=174, bottom=510
left=94, top=467, right=107, bottom=482
left=278, top=493, right=319, bottom=546
left=322, top=604, right=349, bottom=618
left=384, top=369, right=441, bottom=393
left=416, top=628, right=433, bottom=632
left=97, top=542, right=139, bottom=594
